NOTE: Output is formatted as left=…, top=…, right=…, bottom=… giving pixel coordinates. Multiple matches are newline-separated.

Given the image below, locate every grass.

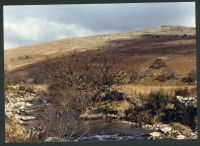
left=107, top=100, right=134, bottom=113
left=170, top=122, right=193, bottom=132
left=5, top=118, right=37, bottom=143
left=113, top=84, right=197, bottom=100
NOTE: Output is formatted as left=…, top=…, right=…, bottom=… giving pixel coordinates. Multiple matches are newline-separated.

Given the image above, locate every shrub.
left=156, top=68, right=176, bottom=82
left=129, top=73, right=140, bottom=82
left=47, top=85, right=91, bottom=113
left=149, top=59, right=168, bottom=69
left=136, top=111, right=152, bottom=125
left=147, top=91, right=173, bottom=114
left=17, top=55, right=31, bottom=60
left=39, top=50, right=130, bottom=98
left=175, top=88, right=190, bottom=96
left=182, top=70, right=197, bottom=84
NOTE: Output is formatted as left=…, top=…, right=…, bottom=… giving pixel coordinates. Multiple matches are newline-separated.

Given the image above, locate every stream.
left=29, top=106, right=149, bottom=141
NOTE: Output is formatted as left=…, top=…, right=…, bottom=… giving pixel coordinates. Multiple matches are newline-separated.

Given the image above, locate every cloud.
left=4, top=16, right=118, bottom=49
left=183, top=16, right=196, bottom=27
left=3, top=2, right=195, bottom=49
left=4, top=41, right=18, bottom=49
left=4, top=17, right=97, bottom=49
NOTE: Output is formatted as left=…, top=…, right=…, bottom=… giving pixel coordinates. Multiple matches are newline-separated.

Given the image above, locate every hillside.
left=5, top=25, right=196, bottom=86
left=5, top=25, right=196, bottom=71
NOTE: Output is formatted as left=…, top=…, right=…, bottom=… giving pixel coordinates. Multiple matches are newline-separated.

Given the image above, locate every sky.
left=3, top=2, right=195, bottom=49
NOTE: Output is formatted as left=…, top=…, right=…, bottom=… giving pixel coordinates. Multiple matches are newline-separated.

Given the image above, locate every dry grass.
left=5, top=118, right=38, bottom=143
left=170, top=122, right=193, bottom=132
left=113, top=84, right=197, bottom=100
left=107, top=100, right=133, bottom=113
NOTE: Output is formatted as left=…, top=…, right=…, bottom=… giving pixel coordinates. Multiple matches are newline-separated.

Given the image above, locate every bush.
left=135, top=111, right=152, bottom=125
left=182, top=70, right=197, bottom=84
left=39, top=50, right=130, bottom=96
left=129, top=73, right=140, bottom=82
left=18, top=55, right=31, bottom=60
left=149, top=59, right=168, bottom=69
left=147, top=91, right=173, bottom=114
left=47, top=85, right=91, bottom=113
left=175, top=88, right=190, bottom=96
left=156, top=68, right=176, bottom=82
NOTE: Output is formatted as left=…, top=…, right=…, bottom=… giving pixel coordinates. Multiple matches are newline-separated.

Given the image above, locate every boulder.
left=176, top=135, right=185, bottom=140
left=159, top=126, right=172, bottom=134
left=45, top=137, right=67, bottom=142
left=149, top=131, right=161, bottom=138
left=79, top=112, right=104, bottom=120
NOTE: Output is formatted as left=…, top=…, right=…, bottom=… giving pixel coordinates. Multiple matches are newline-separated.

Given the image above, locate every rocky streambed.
left=79, top=90, right=198, bottom=140
left=5, top=84, right=198, bottom=142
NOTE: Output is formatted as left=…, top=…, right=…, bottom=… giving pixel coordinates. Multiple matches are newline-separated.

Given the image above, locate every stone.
left=143, top=124, right=153, bottom=130
left=160, top=126, right=172, bottom=134
left=119, top=120, right=136, bottom=126
left=176, top=96, right=185, bottom=103
left=149, top=131, right=161, bottom=137
left=176, top=135, right=185, bottom=140
left=25, top=103, right=33, bottom=107
left=20, top=116, right=36, bottom=121
left=80, top=113, right=104, bottom=120
left=165, top=103, right=175, bottom=109
left=45, top=137, right=67, bottom=142
left=107, top=113, right=117, bottom=118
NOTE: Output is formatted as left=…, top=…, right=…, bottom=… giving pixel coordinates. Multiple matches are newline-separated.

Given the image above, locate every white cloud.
left=4, top=17, right=98, bottom=49
left=4, top=41, right=18, bottom=49
left=183, top=16, right=196, bottom=27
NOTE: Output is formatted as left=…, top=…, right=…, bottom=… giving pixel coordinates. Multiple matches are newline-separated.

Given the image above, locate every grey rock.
left=160, top=126, right=172, bottom=134
left=176, top=135, right=185, bottom=140
left=44, top=137, right=67, bottom=142
left=149, top=131, right=161, bottom=137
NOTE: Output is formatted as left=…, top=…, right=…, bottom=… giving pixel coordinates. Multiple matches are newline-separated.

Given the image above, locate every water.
left=70, top=120, right=149, bottom=141
left=29, top=106, right=149, bottom=141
